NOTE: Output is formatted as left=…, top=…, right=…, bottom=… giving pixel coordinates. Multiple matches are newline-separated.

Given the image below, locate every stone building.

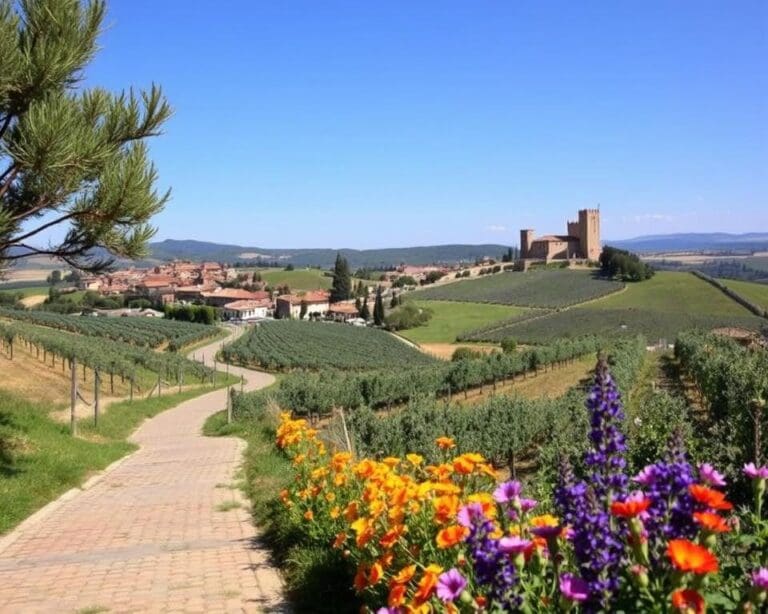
left=520, top=208, right=601, bottom=262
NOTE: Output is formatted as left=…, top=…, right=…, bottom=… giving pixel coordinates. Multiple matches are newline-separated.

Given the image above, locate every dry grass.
left=20, top=294, right=47, bottom=308
left=419, top=342, right=499, bottom=361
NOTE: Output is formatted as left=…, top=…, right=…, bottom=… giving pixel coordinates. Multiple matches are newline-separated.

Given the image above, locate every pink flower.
left=752, top=568, right=768, bottom=589
left=744, top=463, right=768, bottom=479
left=436, top=568, right=467, bottom=602
left=519, top=498, right=538, bottom=512
left=498, top=536, right=532, bottom=555
left=493, top=480, right=522, bottom=503
left=633, top=465, right=657, bottom=486
left=559, top=573, right=590, bottom=602
left=457, top=503, right=485, bottom=528
left=699, top=463, right=727, bottom=487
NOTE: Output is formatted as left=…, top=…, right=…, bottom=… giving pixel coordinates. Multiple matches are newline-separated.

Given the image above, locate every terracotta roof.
left=201, top=288, right=264, bottom=300
left=329, top=302, right=359, bottom=314
left=223, top=299, right=272, bottom=311
left=141, top=279, right=174, bottom=288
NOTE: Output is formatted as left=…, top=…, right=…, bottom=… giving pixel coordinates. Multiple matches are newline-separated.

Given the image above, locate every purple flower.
left=530, top=524, right=562, bottom=539
left=699, top=463, right=726, bottom=487
left=457, top=502, right=485, bottom=528
left=493, top=480, right=522, bottom=503
left=752, top=568, right=768, bottom=589
left=560, top=573, right=590, bottom=602
left=436, top=568, right=467, bottom=603
left=498, top=536, right=532, bottom=555
left=744, top=463, right=768, bottom=479
left=633, top=465, right=657, bottom=486
left=519, top=498, right=538, bottom=512
left=376, top=609, right=399, bottom=614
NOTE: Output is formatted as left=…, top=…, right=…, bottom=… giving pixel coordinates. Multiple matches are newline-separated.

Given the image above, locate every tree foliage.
left=330, top=253, right=352, bottom=302
left=599, top=246, right=654, bottom=281
left=0, top=0, right=172, bottom=272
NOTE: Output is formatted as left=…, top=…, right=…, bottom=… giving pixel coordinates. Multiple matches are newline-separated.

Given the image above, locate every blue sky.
left=84, top=1, right=766, bottom=248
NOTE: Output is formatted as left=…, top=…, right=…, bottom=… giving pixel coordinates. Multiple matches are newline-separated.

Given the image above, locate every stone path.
left=0, top=328, right=288, bottom=613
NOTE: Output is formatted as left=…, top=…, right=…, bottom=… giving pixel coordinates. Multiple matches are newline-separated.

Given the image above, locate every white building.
left=222, top=299, right=272, bottom=321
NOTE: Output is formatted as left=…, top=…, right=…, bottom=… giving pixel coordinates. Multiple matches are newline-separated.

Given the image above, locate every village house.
left=275, top=290, right=331, bottom=319
left=222, top=298, right=272, bottom=321
left=328, top=301, right=359, bottom=322
left=199, top=287, right=271, bottom=307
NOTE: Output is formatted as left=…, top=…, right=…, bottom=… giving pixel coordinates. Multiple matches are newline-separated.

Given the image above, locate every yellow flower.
left=406, top=453, right=424, bottom=466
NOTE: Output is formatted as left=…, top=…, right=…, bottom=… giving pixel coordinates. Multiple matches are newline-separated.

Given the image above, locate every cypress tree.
left=390, top=292, right=398, bottom=309
left=360, top=296, right=370, bottom=320
left=373, top=286, right=385, bottom=326
left=330, top=253, right=352, bottom=302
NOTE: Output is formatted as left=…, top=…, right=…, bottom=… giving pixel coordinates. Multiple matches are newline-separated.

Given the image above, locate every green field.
left=258, top=268, right=332, bottom=291
left=398, top=300, right=531, bottom=344
left=414, top=269, right=624, bottom=308
left=0, top=285, right=50, bottom=298
left=745, top=256, right=768, bottom=272
left=462, top=271, right=766, bottom=344
left=221, top=320, right=436, bottom=370
left=716, top=278, right=768, bottom=310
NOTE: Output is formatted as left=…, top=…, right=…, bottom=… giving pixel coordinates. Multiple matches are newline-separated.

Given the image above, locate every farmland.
left=0, top=307, right=218, bottom=350
left=221, top=320, right=436, bottom=370
left=398, top=300, right=530, bottom=344
left=462, top=271, right=766, bottom=343
left=258, top=268, right=332, bottom=290
left=414, top=269, right=624, bottom=307
left=716, top=277, right=768, bottom=310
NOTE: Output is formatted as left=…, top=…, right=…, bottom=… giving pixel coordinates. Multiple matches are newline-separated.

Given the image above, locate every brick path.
left=0, top=328, right=288, bottom=613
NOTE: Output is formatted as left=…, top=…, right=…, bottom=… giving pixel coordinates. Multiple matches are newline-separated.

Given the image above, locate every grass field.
left=746, top=256, right=768, bottom=272
left=258, top=268, right=332, bottom=291
left=398, top=300, right=531, bottom=344
left=463, top=271, right=766, bottom=344
left=716, top=278, right=768, bottom=309
left=0, top=284, right=50, bottom=298
left=414, top=269, right=624, bottom=308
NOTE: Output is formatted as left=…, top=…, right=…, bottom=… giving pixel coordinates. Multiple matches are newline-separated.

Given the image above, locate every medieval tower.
left=519, top=208, right=601, bottom=261
left=577, top=208, right=601, bottom=261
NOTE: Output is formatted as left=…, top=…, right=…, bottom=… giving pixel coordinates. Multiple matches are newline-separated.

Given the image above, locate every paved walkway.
left=0, top=328, right=288, bottom=613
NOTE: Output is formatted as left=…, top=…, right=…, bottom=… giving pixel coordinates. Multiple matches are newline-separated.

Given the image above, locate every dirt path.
left=0, top=327, right=288, bottom=613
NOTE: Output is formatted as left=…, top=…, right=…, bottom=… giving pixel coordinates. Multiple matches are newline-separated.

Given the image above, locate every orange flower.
left=436, top=436, right=456, bottom=450
left=391, top=564, right=417, bottom=586
left=388, top=583, right=407, bottom=607
left=671, top=588, right=706, bottom=614
left=332, top=532, right=347, bottom=549
left=688, top=484, right=733, bottom=511
left=343, top=501, right=359, bottom=522
left=369, top=562, right=384, bottom=585
left=433, top=494, right=461, bottom=524
left=667, top=539, right=718, bottom=574
left=436, top=524, right=469, bottom=549
left=350, top=517, right=374, bottom=548
left=329, top=506, right=340, bottom=519
left=693, top=512, right=730, bottom=534
left=414, top=564, right=443, bottom=603
left=380, top=524, right=407, bottom=548
left=610, top=497, right=651, bottom=518
left=354, top=565, right=368, bottom=591
left=303, top=510, right=314, bottom=521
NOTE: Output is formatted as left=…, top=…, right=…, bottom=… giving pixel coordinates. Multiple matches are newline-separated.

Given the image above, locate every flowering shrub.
left=275, top=362, right=768, bottom=612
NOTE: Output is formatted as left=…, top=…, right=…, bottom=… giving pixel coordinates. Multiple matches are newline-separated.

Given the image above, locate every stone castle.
left=519, top=208, right=601, bottom=262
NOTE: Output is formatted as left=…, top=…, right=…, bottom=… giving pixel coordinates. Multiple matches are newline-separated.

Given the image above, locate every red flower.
left=693, top=511, right=730, bottom=534
left=688, top=484, right=733, bottom=511
left=610, top=497, right=651, bottom=518
left=671, top=588, right=706, bottom=613
left=667, top=539, right=718, bottom=574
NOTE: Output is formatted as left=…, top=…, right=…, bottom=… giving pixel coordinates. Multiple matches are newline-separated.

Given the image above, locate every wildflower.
left=354, top=565, right=368, bottom=591
left=436, top=436, right=456, bottom=450
left=688, top=484, right=733, bottom=511
left=406, top=453, right=423, bottom=466
left=671, top=588, right=705, bottom=614
left=493, top=480, right=522, bottom=504
left=743, top=463, right=768, bottom=479
left=303, top=510, right=314, bottom=521
left=387, top=583, right=406, bottom=608
left=698, top=463, right=726, bottom=487
left=436, top=525, right=469, bottom=549
left=518, top=498, right=538, bottom=512
left=559, top=573, right=590, bottom=602
left=432, top=494, right=460, bottom=524
left=610, top=496, right=651, bottom=518
left=634, top=465, right=657, bottom=486
left=391, top=564, right=416, bottom=586
left=436, top=568, right=467, bottom=603
left=693, top=512, right=730, bottom=534
left=414, top=564, right=443, bottom=603
left=667, top=539, right=718, bottom=574
left=498, top=536, right=532, bottom=555
left=530, top=514, right=562, bottom=538
left=369, top=562, right=384, bottom=585
left=457, top=502, right=485, bottom=528
left=752, top=567, right=768, bottom=589
left=332, top=532, right=346, bottom=549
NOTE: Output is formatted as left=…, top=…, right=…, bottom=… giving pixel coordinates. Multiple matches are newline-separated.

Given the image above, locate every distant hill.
left=609, top=232, right=768, bottom=254
left=146, top=239, right=511, bottom=268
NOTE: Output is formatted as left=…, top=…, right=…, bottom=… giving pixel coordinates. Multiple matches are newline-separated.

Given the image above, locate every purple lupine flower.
left=498, top=536, right=532, bottom=554
left=744, top=463, right=768, bottom=479
left=633, top=465, right=657, bottom=486
left=436, top=568, right=467, bottom=602
left=752, top=568, right=768, bottom=589
left=493, top=480, right=522, bottom=503
left=699, top=463, right=727, bottom=487
left=559, top=573, right=590, bottom=602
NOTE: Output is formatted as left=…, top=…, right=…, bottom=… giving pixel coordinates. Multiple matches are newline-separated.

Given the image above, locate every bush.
left=385, top=303, right=432, bottom=331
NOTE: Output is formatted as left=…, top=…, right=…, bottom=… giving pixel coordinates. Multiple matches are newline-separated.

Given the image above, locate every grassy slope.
left=398, top=300, right=530, bottom=344
left=260, top=269, right=332, bottom=291
left=0, top=285, right=50, bottom=298
left=716, top=278, right=768, bottom=309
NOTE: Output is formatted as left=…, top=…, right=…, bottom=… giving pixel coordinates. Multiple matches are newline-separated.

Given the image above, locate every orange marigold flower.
left=610, top=497, right=651, bottom=518
left=436, top=436, right=456, bottom=450
left=688, top=484, right=733, bottom=511
left=671, top=588, right=706, bottom=614
left=414, top=564, right=443, bottom=603
left=343, top=501, right=359, bottom=522
left=369, top=562, right=384, bottom=585
left=379, top=524, right=407, bottom=549
left=354, top=565, right=368, bottom=591
left=693, top=511, right=730, bottom=534
left=388, top=583, right=407, bottom=608
left=350, top=517, right=374, bottom=548
left=303, top=510, right=314, bottom=521
left=436, top=524, right=469, bottom=549
left=433, top=494, right=461, bottom=524
left=354, top=459, right=377, bottom=478
left=383, top=456, right=401, bottom=468
left=329, top=506, right=340, bottom=519
left=391, top=564, right=417, bottom=586
left=667, top=539, right=719, bottom=574
left=332, top=531, right=347, bottom=549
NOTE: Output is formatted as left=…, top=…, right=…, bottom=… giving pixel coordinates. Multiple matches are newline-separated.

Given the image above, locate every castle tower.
left=520, top=229, right=534, bottom=259
left=577, top=209, right=601, bottom=261
left=567, top=220, right=580, bottom=239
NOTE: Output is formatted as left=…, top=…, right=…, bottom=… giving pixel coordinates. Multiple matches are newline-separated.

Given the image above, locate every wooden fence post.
left=129, top=374, right=134, bottom=402
left=70, top=358, right=77, bottom=436
left=227, top=386, right=233, bottom=424
left=157, top=373, right=161, bottom=397
left=94, top=368, right=100, bottom=427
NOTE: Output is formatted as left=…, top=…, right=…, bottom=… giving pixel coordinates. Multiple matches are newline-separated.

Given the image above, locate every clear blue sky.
left=85, top=0, right=767, bottom=248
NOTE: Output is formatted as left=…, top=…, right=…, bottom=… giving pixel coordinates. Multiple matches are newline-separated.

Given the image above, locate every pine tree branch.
left=0, top=167, right=17, bottom=200
left=10, top=211, right=79, bottom=244
left=0, top=114, right=12, bottom=141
